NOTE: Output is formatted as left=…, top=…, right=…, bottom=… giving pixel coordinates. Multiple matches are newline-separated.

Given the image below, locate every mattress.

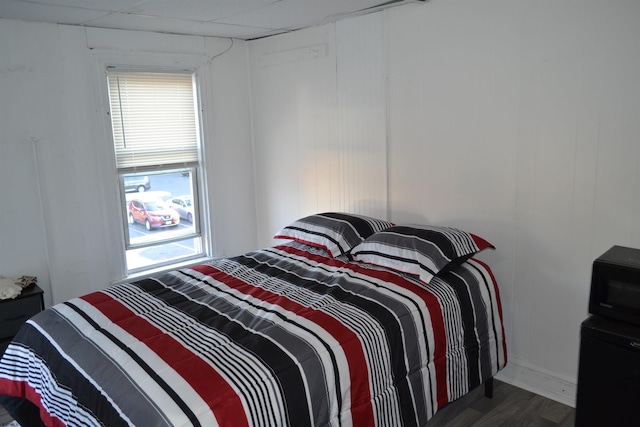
left=0, top=242, right=506, bottom=426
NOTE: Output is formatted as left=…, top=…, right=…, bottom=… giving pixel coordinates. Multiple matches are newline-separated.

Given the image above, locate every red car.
left=128, top=199, right=180, bottom=231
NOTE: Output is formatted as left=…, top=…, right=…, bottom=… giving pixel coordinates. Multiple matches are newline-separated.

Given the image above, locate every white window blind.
left=107, top=70, right=199, bottom=172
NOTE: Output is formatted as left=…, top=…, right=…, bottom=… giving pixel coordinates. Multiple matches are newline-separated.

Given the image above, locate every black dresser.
left=0, top=284, right=44, bottom=355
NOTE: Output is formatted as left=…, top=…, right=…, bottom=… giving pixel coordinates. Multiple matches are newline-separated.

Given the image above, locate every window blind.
left=107, top=70, right=199, bottom=172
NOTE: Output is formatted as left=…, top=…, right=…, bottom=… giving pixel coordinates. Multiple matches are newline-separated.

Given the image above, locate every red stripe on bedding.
left=80, top=292, right=249, bottom=427
left=273, top=238, right=334, bottom=257
left=0, top=378, right=66, bottom=427
left=192, top=263, right=376, bottom=427
left=275, top=244, right=348, bottom=268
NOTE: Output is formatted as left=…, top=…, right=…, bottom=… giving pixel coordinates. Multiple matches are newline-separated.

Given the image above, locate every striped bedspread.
left=0, top=243, right=506, bottom=427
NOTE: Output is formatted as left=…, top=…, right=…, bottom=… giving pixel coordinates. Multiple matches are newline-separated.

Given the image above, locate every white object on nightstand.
left=0, top=278, right=22, bottom=300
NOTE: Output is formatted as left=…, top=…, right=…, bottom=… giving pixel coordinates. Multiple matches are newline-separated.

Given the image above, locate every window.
left=107, top=69, right=207, bottom=273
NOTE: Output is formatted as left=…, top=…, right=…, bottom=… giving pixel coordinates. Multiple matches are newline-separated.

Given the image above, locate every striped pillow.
left=274, top=212, right=394, bottom=258
left=350, top=225, right=494, bottom=284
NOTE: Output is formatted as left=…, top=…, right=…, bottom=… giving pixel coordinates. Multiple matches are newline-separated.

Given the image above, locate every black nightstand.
left=0, top=284, right=44, bottom=355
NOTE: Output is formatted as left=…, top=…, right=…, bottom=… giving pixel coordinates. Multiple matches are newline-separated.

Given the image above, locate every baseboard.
left=495, top=358, right=577, bottom=408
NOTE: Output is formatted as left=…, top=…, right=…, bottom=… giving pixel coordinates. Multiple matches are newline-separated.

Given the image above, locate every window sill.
left=112, top=256, right=216, bottom=286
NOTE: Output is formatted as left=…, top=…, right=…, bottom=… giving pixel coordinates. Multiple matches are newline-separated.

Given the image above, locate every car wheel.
left=187, top=213, right=193, bottom=223
left=137, top=185, right=146, bottom=192
left=128, top=213, right=135, bottom=224
left=145, top=219, right=152, bottom=231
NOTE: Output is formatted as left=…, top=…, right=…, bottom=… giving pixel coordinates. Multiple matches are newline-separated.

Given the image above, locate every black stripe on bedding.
left=390, top=226, right=478, bottom=259
left=467, top=260, right=504, bottom=374
left=321, top=212, right=390, bottom=243
left=286, top=224, right=344, bottom=251
left=267, top=244, right=441, bottom=424
left=353, top=248, right=438, bottom=278
left=130, top=275, right=315, bottom=427
left=180, top=260, right=346, bottom=425
left=437, top=272, right=482, bottom=391
left=6, top=317, right=131, bottom=427
left=107, top=280, right=279, bottom=426
left=452, top=265, right=494, bottom=383
left=428, top=261, right=499, bottom=401
left=121, top=270, right=335, bottom=424
left=63, top=301, right=202, bottom=427
left=230, top=252, right=420, bottom=427
left=283, top=213, right=393, bottom=257
left=424, top=278, right=466, bottom=401
left=267, top=245, right=438, bottom=422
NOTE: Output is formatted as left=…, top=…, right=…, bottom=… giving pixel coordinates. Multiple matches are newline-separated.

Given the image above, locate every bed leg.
left=484, top=377, right=494, bottom=398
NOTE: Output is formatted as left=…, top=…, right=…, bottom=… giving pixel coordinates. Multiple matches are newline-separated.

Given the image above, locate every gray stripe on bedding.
left=36, top=306, right=173, bottom=426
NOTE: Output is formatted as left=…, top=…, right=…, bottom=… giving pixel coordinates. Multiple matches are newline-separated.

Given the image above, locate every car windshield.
left=144, top=201, right=166, bottom=211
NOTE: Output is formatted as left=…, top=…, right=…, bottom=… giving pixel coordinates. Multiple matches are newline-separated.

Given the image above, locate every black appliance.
left=576, top=245, right=640, bottom=426
left=575, top=316, right=640, bottom=426
left=589, top=245, right=640, bottom=326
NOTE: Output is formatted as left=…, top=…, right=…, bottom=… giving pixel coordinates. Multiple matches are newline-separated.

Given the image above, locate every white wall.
left=248, top=0, right=640, bottom=406
left=250, top=14, right=388, bottom=246
left=0, top=18, right=257, bottom=305
left=0, top=139, right=50, bottom=306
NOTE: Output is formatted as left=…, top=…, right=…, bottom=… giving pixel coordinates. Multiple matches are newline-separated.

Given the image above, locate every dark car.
left=128, top=198, right=179, bottom=230
left=124, top=176, right=151, bottom=193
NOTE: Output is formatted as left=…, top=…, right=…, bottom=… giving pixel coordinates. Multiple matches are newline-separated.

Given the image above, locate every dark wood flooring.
left=427, top=379, right=575, bottom=426
left=1, top=379, right=575, bottom=426
left=0, top=407, right=16, bottom=427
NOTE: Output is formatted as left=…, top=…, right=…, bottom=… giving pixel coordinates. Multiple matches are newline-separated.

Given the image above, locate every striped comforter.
left=0, top=243, right=506, bottom=427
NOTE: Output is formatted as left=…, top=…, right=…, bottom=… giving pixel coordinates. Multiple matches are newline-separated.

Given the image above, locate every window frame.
left=90, top=51, right=214, bottom=282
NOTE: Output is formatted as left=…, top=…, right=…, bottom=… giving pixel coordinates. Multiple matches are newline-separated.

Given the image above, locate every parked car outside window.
left=168, top=196, right=194, bottom=222
left=128, top=198, right=179, bottom=231
left=124, top=176, right=151, bottom=193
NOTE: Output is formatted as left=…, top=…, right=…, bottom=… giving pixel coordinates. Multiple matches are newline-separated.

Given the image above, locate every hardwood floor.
left=0, top=406, right=17, bottom=427
left=428, top=379, right=575, bottom=426
left=1, top=380, right=575, bottom=426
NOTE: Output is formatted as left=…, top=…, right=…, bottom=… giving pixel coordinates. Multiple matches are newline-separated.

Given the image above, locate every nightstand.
left=0, top=284, right=44, bottom=355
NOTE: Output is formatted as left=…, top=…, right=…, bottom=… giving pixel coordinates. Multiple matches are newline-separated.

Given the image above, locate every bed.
left=0, top=213, right=506, bottom=427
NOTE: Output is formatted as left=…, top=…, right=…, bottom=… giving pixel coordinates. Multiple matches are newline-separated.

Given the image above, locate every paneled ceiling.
left=0, top=0, right=426, bottom=40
